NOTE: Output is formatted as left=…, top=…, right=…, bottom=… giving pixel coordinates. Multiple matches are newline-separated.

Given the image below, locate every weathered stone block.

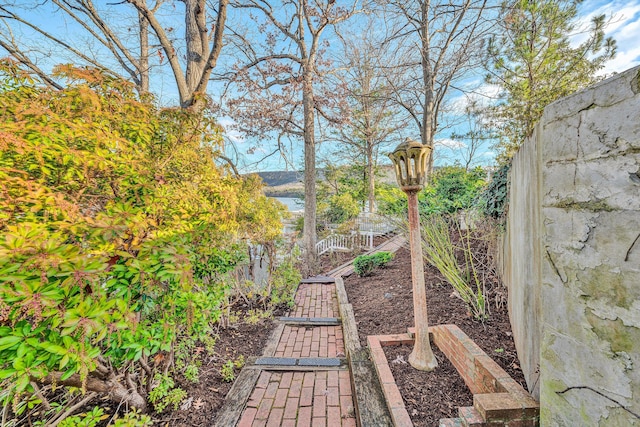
left=503, top=64, right=640, bottom=426
left=542, top=155, right=640, bottom=211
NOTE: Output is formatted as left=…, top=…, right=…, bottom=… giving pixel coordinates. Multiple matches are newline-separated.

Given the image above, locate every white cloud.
left=580, top=1, right=640, bottom=34
left=435, top=138, right=467, bottom=149
left=575, top=0, right=640, bottom=73
left=602, top=45, right=640, bottom=73
left=218, top=117, right=245, bottom=144
left=448, top=84, right=502, bottom=114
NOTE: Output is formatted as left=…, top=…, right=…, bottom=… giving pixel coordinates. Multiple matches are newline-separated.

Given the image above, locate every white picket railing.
left=356, top=212, right=397, bottom=235
left=324, top=213, right=397, bottom=235
left=315, top=232, right=376, bottom=256
left=315, top=213, right=398, bottom=255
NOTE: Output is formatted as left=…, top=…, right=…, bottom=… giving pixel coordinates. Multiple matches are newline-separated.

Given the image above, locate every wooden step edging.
left=334, top=275, right=394, bottom=426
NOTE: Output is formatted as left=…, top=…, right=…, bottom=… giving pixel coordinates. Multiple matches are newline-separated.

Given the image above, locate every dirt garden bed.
left=149, top=315, right=278, bottom=426
left=343, top=245, right=530, bottom=426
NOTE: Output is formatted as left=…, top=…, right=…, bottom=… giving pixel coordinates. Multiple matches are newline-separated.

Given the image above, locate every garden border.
left=368, top=325, right=539, bottom=427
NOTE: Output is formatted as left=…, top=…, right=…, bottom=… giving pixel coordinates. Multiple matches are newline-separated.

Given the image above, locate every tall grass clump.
left=420, top=214, right=487, bottom=320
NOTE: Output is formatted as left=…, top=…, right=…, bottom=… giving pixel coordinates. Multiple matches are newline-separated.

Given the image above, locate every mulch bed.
left=343, top=245, right=527, bottom=426
left=151, top=315, right=279, bottom=426
left=383, top=344, right=473, bottom=425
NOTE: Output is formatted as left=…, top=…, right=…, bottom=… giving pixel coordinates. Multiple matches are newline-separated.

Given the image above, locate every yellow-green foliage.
left=0, top=61, right=286, bottom=412
left=420, top=215, right=487, bottom=320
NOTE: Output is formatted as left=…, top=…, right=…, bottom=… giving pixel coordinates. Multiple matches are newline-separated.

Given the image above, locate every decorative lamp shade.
left=388, top=139, right=432, bottom=190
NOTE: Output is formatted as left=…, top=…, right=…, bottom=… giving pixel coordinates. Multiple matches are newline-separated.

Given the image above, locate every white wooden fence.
left=315, top=233, right=375, bottom=256
left=356, top=212, right=397, bottom=235
left=315, top=213, right=397, bottom=255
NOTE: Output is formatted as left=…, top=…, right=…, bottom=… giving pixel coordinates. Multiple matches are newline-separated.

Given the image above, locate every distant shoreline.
left=265, top=190, right=304, bottom=198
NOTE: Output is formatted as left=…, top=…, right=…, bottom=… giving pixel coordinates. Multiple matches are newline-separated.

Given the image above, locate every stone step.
left=278, top=316, right=341, bottom=326
left=439, top=417, right=464, bottom=427
left=300, top=275, right=336, bottom=284
left=251, top=356, right=347, bottom=370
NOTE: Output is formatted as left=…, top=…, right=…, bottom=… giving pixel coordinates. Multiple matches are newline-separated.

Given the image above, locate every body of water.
left=272, top=196, right=304, bottom=212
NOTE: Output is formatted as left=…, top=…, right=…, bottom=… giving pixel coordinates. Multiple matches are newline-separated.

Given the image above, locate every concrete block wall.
left=501, top=66, right=640, bottom=425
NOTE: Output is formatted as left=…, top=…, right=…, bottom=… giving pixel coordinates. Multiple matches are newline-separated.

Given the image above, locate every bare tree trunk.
left=367, top=145, right=375, bottom=213
left=226, top=1, right=355, bottom=272
left=362, top=63, right=376, bottom=213
left=185, top=0, right=207, bottom=92
left=138, top=10, right=149, bottom=93
left=129, top=0, right=227, bottom=109
left=302, top=67, right=317, bottom=273
left=420, top=0, right=435, bottom=177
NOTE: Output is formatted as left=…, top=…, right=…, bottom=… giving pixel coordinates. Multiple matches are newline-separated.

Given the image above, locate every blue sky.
left=579, top=0, right=640, bottom=73
left=223, top=0, right=640, bottom=172
left=6, top=0, right=640, bottom=172
left=432, top=0, right=640, bottom=169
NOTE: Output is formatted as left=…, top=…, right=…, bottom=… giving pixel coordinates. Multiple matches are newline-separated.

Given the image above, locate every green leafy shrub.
left=420, top=166, right=487, bottom=214
left=376, top=185, right=407, bottom=216
left=220, top=360, right=236, bottom=382
left=58, top=407, right=107, bottom=427
left=316, top=164, right=367, bottom=217
left=267, top=249, right=302, bottom=308
left=0, top=62, right=286, bottom=422
left=220, top=355, right=245, bottom=382
left=148, top=374, right=187, bottom=412
left=477, top=163, right=510, bottom=220
left=112, top=410, right=153, bottom=426
left=353, top=251, right=394, bottom=277
left=321, top=193, right=360, bottom=224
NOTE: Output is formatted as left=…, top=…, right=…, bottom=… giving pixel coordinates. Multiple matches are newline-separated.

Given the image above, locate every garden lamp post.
left=388, top=139, right=438, bottom=371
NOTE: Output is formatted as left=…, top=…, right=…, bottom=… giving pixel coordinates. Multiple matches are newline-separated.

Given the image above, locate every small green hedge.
left=353, top=251, right=394, bottom=277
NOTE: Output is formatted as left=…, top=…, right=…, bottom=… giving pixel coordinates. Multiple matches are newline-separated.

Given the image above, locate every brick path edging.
left=368, top=325, right=540, bottom=427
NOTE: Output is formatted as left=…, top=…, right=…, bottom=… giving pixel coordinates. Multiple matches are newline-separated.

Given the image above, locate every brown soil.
left=343, top=245, right=527, bottom=427
left=383, top=344, right=473, bottom=425
left=151, top=315, right=279, bottom=426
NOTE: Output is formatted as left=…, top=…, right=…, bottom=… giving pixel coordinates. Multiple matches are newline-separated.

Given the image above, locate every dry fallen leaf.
left=391, top=354, right=407, bottom=365
left=193, top=398, right=205, bottom=410
left=180, top=397, right=193, bottom=411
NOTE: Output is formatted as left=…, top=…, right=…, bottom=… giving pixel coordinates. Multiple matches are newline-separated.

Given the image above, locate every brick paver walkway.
left=291, top=283, right=339, bottom=318
left=236, top=281, right=356, bottom=427
left=274, top=325, right=345, bottom=358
